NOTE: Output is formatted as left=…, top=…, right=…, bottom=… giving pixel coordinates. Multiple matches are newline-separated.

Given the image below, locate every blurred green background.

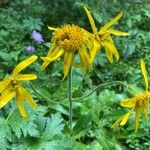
left=0, top=0, right=150, bottom=149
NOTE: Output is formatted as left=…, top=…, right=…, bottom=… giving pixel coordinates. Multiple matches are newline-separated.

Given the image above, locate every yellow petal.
left=107, top=37, right=119, bottom=60
left=111, top=109, right=133, bottom=128
left=142, top=96, right=149, bottom=118
left=121, top=97, right=136, bottom=108
left=72, top=63, right=81, bottom=68
left=108, top=29, right=130, bottom=36
left=46, top=45, right=57, bottom=57
left=13, top=55, right=38, bottom=75
left=16, top=92, right=28, bottom=118
left=90, top=40, right=101, bottom=64
left=82, top=46, right=92, bottom=68
left=78, top=46, right=90, bottom=75
left=120, top=109, right=133, bottom=125
left=104, top=44, right=113, bottom=63
left=140, top=59, right=148, bottom=91
left=48, top=26, right=58, bottom=31
left=100, top=13, right=123, bottom=31
left=18, top=86, right=37, bottom=109
left=0, top=87, right=16, bottom=108
left=102, top=38, right=119, bottom=62
left=41, top=48, right=64, bottom=69
left=111, top=115, right=125, bottom=128
left=15, top=74, right=37, bottom=81
left=83, top=6, right=97, bottom=34
left=63, top=52, right=74, bottom=80
left=135, top=107, right=141, bottom=133
left=143, top=103, right=148, bottom=118
left=0, top=79, right=11, bottom=92
left=85, top=37, right=94, bottom=51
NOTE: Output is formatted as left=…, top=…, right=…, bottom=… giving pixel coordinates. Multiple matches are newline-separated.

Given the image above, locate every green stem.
left=6, top=108, right=16, bottom=122
left=68, top=68, right=72, bottom=135
left=29, top=81, right=56, bottom=104
left=72, top=81, right=134, bottom=102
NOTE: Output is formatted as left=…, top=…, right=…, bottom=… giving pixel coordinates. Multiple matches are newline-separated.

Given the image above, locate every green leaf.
left=41, top=138, right=76, bottom=150
left=0, top=118, right=12, bottom=150
left=87, top=141, right=102, bottom=150
left=73, top=113, right=91, bottom=137
left=42, top=113, right=65, bottom=139
left=7, top=107, right=39, bottom=138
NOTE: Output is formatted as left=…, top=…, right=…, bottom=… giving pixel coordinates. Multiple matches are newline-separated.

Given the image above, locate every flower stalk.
left=68, top=67, right=73, bottom=135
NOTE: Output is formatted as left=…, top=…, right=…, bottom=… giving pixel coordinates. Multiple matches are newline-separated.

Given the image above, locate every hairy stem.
left=29, top=81, right=56, bottom=103
left=72, top=81, right=134, bottom=102
left=68, top=68, right=73, bottom=135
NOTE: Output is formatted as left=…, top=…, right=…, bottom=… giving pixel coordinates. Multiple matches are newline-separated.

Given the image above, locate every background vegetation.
left=0, top=0, right=150, bottom=149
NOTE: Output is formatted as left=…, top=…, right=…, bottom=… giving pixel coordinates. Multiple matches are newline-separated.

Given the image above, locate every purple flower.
left=26, top=45, right=35, bottom=53
left=32, top=30, right=44, bottom=44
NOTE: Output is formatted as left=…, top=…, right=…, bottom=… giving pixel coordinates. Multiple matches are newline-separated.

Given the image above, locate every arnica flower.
left=26, top=45, right=35, bottom=53
left=112, top=59, right=150, bottom=132
left=41, top=24, right=93, bottom=80
left=32, top=30, right=44, bottom=44
left=0, top=55, right=38, bottom=118
left=84, top=6, right=129, bottom=64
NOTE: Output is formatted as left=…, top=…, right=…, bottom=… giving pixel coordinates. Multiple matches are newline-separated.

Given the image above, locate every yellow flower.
left=112, top=59, right=150, bottom=132
left=84, top=6, right=129, bottom=64
left=0, top=55, right=38, bottom=118
left=41, top=24, right=93, bottom=80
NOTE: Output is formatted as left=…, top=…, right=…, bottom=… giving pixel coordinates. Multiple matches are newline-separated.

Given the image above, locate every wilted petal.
left=106, top=37, right=119, bottom=61
left=84, top=6, right=97, bottom=34
left=15, top=74, right=37, bottom=81
left=121, top=97, right=136, bottom=108
left=48, top=26, right=58, bottom=31
left=135, top=107, right=141, bottom=133
left=0, top=79, right=11, bottom=92
left=108, top=29, right=129, bottom=36
left=90, top=40, right=101, bottom=64
left=63, top=51, right=74, bottom=80
left=120, top=109, right=133, bottom=125
left=16, top=92, right=28, bottom=118
left=0, top=87, right=16, bottom=108
left=18, top=86, right=37, bottom=109
left=140, top=59, right=148, bottom=91
left=13, top=55, right=38, bottom=75
left=100, top=13, right=123, bottom=31
left=111, top=109, right=133, bottom=128
left=41, top=48, right=64, bottom=69
left=104, top=44, right=113, bottom=63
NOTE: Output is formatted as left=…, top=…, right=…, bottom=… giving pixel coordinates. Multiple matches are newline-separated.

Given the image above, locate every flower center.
left=136, top=92, right=150, bottom=107
left=97, top=31, right=109, bottom=42
left=10, top=79, right=19, bottom=90
left=52, top=24, right=85, bottom=51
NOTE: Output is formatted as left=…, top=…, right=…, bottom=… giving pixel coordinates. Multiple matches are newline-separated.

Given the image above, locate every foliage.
left=0, top=0, right=150, bottom=150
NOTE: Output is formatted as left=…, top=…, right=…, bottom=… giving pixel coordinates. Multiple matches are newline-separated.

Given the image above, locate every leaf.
left=87, top=141, right=102, bottom=150
left=73, top=113, right=91, bottom=137
left=42, top=113, right=65, bottom=139
left=41, top=138, right=76, bottom=150
left=0, top=118, right=12, bottom=150
left=7, top=107, right=39, bottom=138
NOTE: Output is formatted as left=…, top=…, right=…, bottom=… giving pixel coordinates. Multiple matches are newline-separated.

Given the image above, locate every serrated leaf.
left=42, top=113, right=64, bottom=139
left=0, top=118, right=12, bottom=150
left=7, top=107, right=39, bottom=138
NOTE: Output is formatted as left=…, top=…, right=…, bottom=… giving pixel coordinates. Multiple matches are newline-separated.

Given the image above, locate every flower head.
left=26, top=45, right=35, bottom=53
left=32, top=30, right=44, bottom=44
left=41, top=24, right=93, bottom=79
left=112, top=59, right=150, bottom=132
left=0, top=55, right=38, bottom=118
left=84, top=6, right=129, bottom=64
